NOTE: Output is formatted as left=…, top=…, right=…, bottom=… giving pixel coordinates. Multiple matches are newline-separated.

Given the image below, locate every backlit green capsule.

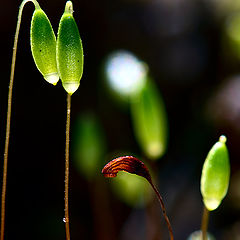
left=200, top=135, right=230, bottom=211
left=30, top=7, right=59, bottom=85
left=56, top=1, right=84, bottom=95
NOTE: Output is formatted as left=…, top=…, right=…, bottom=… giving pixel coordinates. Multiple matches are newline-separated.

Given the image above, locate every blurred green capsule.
left=30, top=7, right=59, bottom=85
left=224, top=13, right=240, bottom=59
left=56, top=1, right=84, bottom=95
left=111, top=171, right=152, bottom=207
left=73, top=114, right=106, bottom=180
left=130, top=79, right=168, bottom=160
left=201, top=135, right=230, bottom=211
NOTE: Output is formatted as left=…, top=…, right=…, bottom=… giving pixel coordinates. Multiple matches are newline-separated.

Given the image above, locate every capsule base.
left=62, top=82, right=80, bottom=95
left=44, top=72, right=59, bottom=85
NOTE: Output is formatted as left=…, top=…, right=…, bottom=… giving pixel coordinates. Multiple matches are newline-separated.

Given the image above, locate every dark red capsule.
left=102, top=156, right=152, bottom=182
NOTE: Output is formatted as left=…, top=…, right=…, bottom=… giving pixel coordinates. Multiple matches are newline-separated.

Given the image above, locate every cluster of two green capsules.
left=30, top=1, right=83, bottom=95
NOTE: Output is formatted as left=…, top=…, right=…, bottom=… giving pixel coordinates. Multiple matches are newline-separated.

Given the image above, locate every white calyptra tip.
left=219, top=135, right=227, bottom=144
left=65, top=1, right=73, bottom=14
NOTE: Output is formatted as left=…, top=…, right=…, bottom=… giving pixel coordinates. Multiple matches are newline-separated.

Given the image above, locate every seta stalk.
left=56, top=2, right=84, bottom=239
left=201, top=206, right=209, bottom=240
left=64, top=93, right=71, bottom=240
left=1, top=1, right=41, bottom=239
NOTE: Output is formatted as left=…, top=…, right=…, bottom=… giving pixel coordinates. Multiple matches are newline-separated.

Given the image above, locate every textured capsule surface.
left=200, top=136, right=230, bottom=211
left=56, top=1, right=84, bottom=94
left=30, top=8, right=59, bottom=85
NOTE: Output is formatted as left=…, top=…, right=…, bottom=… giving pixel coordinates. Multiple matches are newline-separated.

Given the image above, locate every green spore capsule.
left=56, top=1, right=84, bottom=95
left=30, top=7, right=59, bottom=85
left=201, top=135, right=230, bottom=211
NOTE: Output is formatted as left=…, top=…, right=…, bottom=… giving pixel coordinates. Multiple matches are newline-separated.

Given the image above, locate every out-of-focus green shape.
left=224, top=13, right=240, bottom=59
left=201, top=135, right=230, bottom=211
left=130, top=79, right=168, bottom=160
left=187, top=230, right=215, bottom=240
left=73, top=114, right=106, bottom=180
left=111, top=171, right=152, bottom=207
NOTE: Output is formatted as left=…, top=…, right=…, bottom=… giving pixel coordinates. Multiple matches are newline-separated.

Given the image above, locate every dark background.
left=1, top=0, right=240, bottom=239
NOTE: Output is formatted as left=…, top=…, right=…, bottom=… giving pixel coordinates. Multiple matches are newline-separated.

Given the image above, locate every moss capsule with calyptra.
left=30, top=5, right=59, bottom=85
left=201, top=135, right=230, bottom=211
left=56, top=1, right=84, bottom=95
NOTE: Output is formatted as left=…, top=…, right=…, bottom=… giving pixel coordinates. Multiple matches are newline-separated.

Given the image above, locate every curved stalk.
left=102, top=156, right=174, bottom=240
left=1, top=1, right=40, bottom=240
left=64, top=93, right=71, bottom=240
left=149, top=181, right=174, bottom=240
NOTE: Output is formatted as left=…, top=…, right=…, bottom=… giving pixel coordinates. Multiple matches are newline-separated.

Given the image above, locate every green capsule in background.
left=201, top=135, right=230, bottom=211
left=56, top=1, right=84, bottom=95
left=130, top=79, right=168, bottom=160
left=111, top=171, right=153, bottom=207
left=224, top=13, right=240, bottom=60
left=30, top=7, right=59, bottom=85
left=73, top=114, right=106, bottom=180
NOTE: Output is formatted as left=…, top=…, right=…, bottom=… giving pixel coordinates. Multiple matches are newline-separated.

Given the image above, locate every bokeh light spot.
left=105, top=50, right=147, bottom=97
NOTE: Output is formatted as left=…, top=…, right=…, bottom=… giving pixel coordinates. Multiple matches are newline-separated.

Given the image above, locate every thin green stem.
left=149, top=181, right=174, bottom=240
left=201, top=205, right=209, bottom=240
left=65, top=93, right=71, bottom=240
left=0, top=1, right=40, bottom=240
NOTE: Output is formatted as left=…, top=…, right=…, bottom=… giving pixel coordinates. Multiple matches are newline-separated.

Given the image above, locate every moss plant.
left=1, top=2, right=84, bottom=240
left=56, top=2, right=84, bottom=240
left=1, top=1, right=56, bottom=240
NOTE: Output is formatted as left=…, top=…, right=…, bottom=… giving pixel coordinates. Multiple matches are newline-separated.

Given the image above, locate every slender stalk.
left=0, top=1, right=39, bottom=240
left=201, top=205, right=209, bottom=240
left=64, top=93, right=71, bottom=240
left=149, top=181, right=174, bottom=240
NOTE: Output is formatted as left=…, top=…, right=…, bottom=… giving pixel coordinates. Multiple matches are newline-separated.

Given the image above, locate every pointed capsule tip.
left=219, top=135, right=227, bottom=144
left=65, top=1, right=73, bottom=14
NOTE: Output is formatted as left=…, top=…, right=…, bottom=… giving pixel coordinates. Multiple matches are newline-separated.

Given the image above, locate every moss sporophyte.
left=102, top=156, right=174, bottom=240
left=201, top=135, right=230, bottom=212
left=200, top=135, right=230, bottom=240
left=1, top=1, right=57, bottom=240
left=1, top=1, right=83, bottom=240
left=57, top=1, right=84, bottom=95
left=56, top=2, right=84, bottom=240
